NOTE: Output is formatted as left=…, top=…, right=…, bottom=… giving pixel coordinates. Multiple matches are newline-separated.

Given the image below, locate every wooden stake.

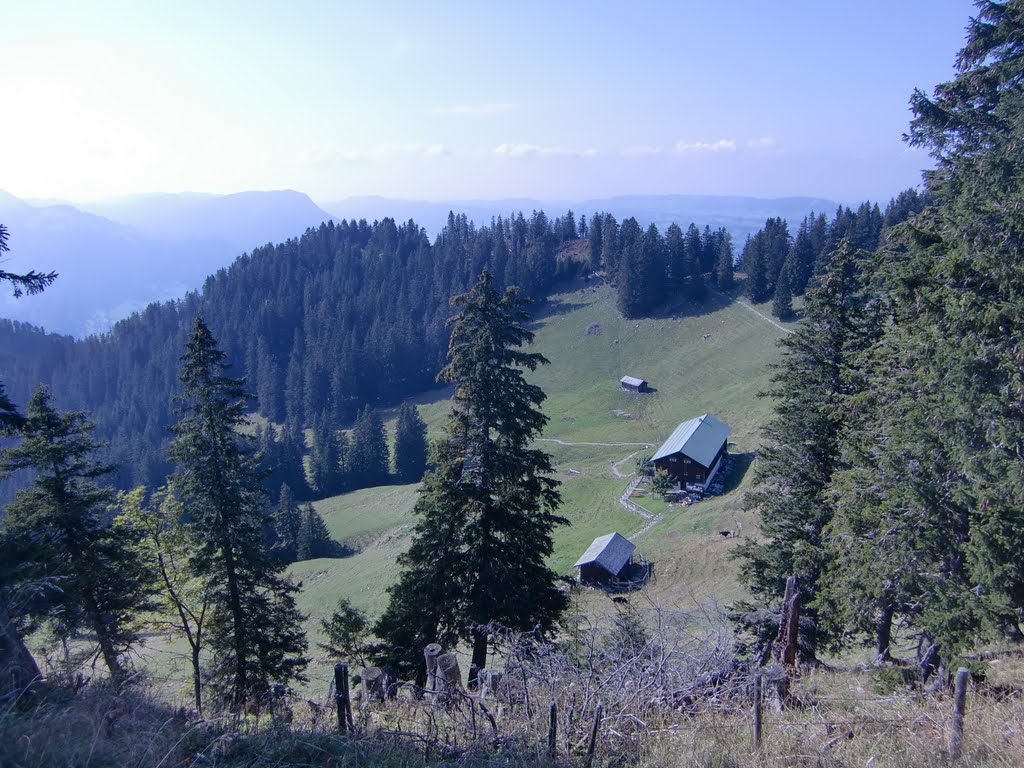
left=548, top=700, right=558, bottom=760
left=949, top=667, right=969, bottom=761
left=753, top=672, right=763, bottom=749
left=334, top=663, right=352, bottom=734
left=584, top=704, right=603, bottom=768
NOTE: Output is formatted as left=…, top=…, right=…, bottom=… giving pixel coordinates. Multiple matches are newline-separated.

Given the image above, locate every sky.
left=0, top=1, right=974, bottom=205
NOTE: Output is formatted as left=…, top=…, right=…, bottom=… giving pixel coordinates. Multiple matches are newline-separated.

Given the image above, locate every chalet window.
left=683, top=458, right=691, bottom=464
left=669, top=456, right=678, bottom=463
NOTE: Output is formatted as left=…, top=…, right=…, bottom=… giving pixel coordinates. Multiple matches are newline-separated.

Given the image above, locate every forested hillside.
left=0, top=208, right=595, bottom=493
left=1, top=187, right=925, bottom=501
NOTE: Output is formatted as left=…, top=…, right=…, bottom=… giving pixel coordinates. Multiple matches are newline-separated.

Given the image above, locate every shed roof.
left=651, top=413, right=731, bottom=467
left=573, top=532, right=635, bottom=576
left=620, top=375, right=646, bottom=387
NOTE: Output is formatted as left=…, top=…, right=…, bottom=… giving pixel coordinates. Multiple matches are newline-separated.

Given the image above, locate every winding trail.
left=535, top=438, right=654, bottom=449
left=729, top=295, right=794, bottom=335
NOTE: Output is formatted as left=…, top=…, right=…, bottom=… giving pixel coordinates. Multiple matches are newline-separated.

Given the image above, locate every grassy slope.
left=290, top=280, right=789, bottom=639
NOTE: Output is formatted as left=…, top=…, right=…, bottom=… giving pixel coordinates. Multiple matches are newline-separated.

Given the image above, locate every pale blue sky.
left=1, top=1, right=972, bottom=203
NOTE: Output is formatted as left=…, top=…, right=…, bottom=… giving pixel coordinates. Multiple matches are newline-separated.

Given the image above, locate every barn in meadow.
left=573, top=532, right=636, bottom=585
left=651, top=413, right=731, bottom=492
left=619, top=375, right=649, bottom=393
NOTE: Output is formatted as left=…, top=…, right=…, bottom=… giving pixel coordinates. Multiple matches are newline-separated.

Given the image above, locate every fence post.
left=584, top=704, right=603, bottom=768
left=949, top=667, right=970, bottom=761
left=548, top=700, right=558, bottom=760
left=753, top=672, right=763, bottom=749
left=335, top=663, right=352, bottom=734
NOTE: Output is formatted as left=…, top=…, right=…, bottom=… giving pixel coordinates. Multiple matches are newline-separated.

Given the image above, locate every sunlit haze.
left=1, top=1, right=972, bottom=204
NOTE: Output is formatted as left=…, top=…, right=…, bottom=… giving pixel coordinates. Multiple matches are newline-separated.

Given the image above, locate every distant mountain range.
left=0, top=190, right=335, bottom=336
left=1, top=190, right=841, bottom=336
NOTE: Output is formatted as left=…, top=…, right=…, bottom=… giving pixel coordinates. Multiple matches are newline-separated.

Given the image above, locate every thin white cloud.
left=432, top=103, right=517, bottom=116
left=494, top=143, right=598, bottom=158
left=622, top=144, right=663, bottom=157
left=675, top=138, right=737, bottom=153
left=746, top=136, right=778, bottom=149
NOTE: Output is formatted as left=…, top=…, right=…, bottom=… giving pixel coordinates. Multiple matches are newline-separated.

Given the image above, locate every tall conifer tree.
left=169, top=316, right=306, bottom=707
left=376, top=271, right=567, bottom=682
left=736, top=244, right=870, bottom=639
left=393, top=402, right=428, bottom=483
left=1, top=386, right=152, bottom=682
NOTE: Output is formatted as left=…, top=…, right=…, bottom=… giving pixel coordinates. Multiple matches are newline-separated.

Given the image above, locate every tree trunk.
left=220, top=539, right=249, bottom=709
left=0, top=594, right=42, bottom=702
left=85, top=593, right=125, bottom=684
left=469, top=630, right=488, bottom=688
left=875, top=603, right=894, bottom=663
left=192, top=643, right=203, bottom=715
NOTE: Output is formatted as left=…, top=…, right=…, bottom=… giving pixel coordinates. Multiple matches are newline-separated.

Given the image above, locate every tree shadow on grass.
left=719, top=451, right=754, bottom=495
left=536, top=296, right=588, bottom=319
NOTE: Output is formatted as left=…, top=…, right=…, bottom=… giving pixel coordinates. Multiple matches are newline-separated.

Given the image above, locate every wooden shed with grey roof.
left=620, top=376, right=649, bottom=393
left=574, top=532, right=636, bottom=585
left=652, top=413, right=731, bottom=492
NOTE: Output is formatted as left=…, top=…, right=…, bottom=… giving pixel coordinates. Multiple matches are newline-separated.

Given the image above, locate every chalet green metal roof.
left=573, top=532, right=635, bottom=576
left=651, top=413, right=731, bottom=468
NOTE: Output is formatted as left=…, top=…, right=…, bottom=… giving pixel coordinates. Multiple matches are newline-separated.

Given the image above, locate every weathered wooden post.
left=548, top=700, right=558, bottom=759
left=424, top=643, right=443, bottom=692
left=334, top=663, right=351, bottom=734
left=753, top=672, right=763, bottom=749
left=949, top=667, right=970, bottom=761
left=775, top=575, right=800, bottom=668
left=584, top=704, right=603, bottom=768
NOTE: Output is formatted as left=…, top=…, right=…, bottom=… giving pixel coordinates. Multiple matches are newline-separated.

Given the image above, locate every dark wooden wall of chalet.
left=654, top=442, right=726, bottom=484
left=579, top=563, right=614, bottom=584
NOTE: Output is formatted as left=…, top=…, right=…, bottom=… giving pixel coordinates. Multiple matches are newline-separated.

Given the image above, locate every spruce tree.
left=346, top=405, right=389, bottom=489
left=823, top=2, right=1024, bottom=658
left=665, top=222, right=687, bottom=294
left=772, top=261, right=794, bottom=320
left=715, top=231, right=735, bottom=290
left=168, top=316, right=306, bottom=707
left=376, top=271, right=567, bottom=682
left=735, top=244, right=870, bottom=642
left=310, top=413, right=344, bottom=497
left=393, top=402, right=428, bottom=483
left=272, top=483, right=302, bottom=562
left=0, top=386, right=153, bottom=682
left=296, top=502, right=333, bottom=560
left=742, top=233, right=770, bottom=303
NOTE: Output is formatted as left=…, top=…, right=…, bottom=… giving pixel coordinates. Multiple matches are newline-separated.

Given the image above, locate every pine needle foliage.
left=376, top=271, right=568, bottom=681
left=168, top=316, right=306, bottom=707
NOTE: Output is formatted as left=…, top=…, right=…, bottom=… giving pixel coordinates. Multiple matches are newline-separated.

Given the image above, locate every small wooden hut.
left=573, top=532, right=636, bottom=585
left=620, top=375, right=649, bottom=393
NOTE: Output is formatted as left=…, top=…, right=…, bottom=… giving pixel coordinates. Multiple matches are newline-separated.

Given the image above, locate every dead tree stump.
left=361, top=666, right=386, bottom=702
left=774, top=575, right=800, bottom=669
left=424, top=643, right=443, bottom=692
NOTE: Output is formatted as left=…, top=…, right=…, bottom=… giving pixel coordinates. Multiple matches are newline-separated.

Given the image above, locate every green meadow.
left=289, top=280, right=787, bottom=641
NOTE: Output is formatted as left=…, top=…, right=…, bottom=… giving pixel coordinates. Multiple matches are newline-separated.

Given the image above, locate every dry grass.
left=11, top=604, right=1024, bottom=767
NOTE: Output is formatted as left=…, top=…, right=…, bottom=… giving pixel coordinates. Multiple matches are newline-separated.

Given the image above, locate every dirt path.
left=535, top=438, right=654, bottom=448
left=611, top=451, right=642, bottom=479
left=730, top=296, right=794, bottom=335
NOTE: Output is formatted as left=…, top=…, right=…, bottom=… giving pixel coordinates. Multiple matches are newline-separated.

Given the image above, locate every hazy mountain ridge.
left=0, top=190, right=336, bottom=336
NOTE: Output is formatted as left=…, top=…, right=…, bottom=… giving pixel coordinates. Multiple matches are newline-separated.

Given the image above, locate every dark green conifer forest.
left=738, top=0, right=1024, bottom=671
